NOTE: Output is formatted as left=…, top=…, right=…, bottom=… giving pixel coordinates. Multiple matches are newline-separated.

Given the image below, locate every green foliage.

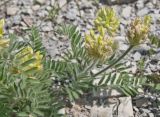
left=0, top=7, right=158, bottom=117
left=48, top=3, right=60, bottom=21
left=0, top=27, right=63, bottom=117
left=27, top=26, right=45, bottom=55
left=149, top=34, right=160, bottom=48
left=48, top=25, right=95, bottom=101
left=55, top=24, right=147, bottom=97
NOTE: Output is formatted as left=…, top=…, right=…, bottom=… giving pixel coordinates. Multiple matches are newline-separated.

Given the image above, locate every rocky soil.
left=0, top=0, right=160, bottom=116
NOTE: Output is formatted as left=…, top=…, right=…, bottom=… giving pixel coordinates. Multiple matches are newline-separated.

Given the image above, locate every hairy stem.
left=93, top=45, right=134, bottom=77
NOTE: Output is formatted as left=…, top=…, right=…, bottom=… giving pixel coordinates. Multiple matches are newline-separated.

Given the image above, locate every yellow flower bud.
left=94, top=7, right=120, bottom=36
left=0, top=39, right=9, bottom=48
left=0, top=19, right=5, bottom=37
left=127, top=16, right=151, bottom=46
left=85, top=30, right=117, bottom=62
left=0, top=19, right=10, bottom=50
left=15, top=46, right=43, bottom=74
left=97, top=26, right=105, bottom=37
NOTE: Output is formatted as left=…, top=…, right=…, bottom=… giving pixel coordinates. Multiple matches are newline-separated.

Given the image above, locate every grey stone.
left=133, top=52, right=141, bottom=61
left=41, top=22, right=53, bottom=32
left=134, top=44, right=150, bottom=56
left=118, top=97, right=134, bottom=117
left=133, top=106, right=139, bottom=112
left=21, top=8, right=33, bottom=15
left=119, top=24, right=125, bottom=35
left=58, top=0, right=67, bottom=8
left=149, top=64, right=157, bottom=72
left=120, top=18, right=128, bottom=25
left=98, top=107, right=113, bottom=117
left=151, top=0, right=157, bottom=5
left=137, top=8, right=149, bottom=16
left=131, top=63, right=137, bottom=74
left=136, top=98, right=149, bottom=107
left=80, top=0, right=93, bottom=9
left=119, top=43, right=129, bottom=51
left=46, top=6, right=52, bottom=11
left=115, top=36, right=126, bottom=43
left=122, top=6, right=132, bottom=19
left=90, top=97, right=134, bottom=117
left=140, top=108, right=151, bottom=113
left=22, top=16, right=33, bottom=27
left=13, top=15, right=21, bottom=25
left=148, top=113, right=154, bottom=117
left=86, top=24, right=92, bottom=29
left=146, top=2, right=154, bottom=9
left=65, top=10, right=78, bottom=21
left=7, top=7, right=19, bottom=16
left=51, top=0, right=55, bottom=6
left=136, top=0, right=144, bottom=9
left=35, top=0, right=45, bottom=5
left=58, top=108, right=65, bottom=114
left=141, top=112, right=148, bottom=117
left=90, top=106, right=101, bottom=117
left=32, top=5, right=40, bottom=11
left=100, top=0, right=138, bottom=5
left=37, top=10, right=48, bottom=17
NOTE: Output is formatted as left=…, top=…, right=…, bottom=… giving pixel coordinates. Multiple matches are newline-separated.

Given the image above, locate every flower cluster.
left=94, top=7, right=120, bottom=35
left=85, top=27, right=118, bottom=61
left=15, top=46, right=43, bottom=73
left=85, top=7, right=119, bottom=61
left=127, top=16, right=151, bottom=46
left=0, top=19, right=9, bottom=49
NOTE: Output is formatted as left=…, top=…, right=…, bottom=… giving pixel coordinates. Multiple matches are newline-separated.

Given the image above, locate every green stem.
left=93, top=45, right=134, bottom=77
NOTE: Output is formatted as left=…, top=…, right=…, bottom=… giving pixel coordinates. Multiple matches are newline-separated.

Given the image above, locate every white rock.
left=122, top=6, right=132, bottom=19
left=131, top=65, right=137, bottom=74
left=141, top=108, right=151, bottom=113
left=58, top=0, right=67, bottom=8
left=133, top=52, right=141, bottom=61
left=115, top=36, right=126, bottom=43
left=13, top=15, right=21, bottom=25
left=90, top=106, right=99, bottom=117
left=107, top=88, right=122, bottom=96
left=51, top=0, right=55, bottom=6
left=37, top=10, right=48, bottom=17
left=136, top=98, right=149, bottom=107
left=148, top=113, right=154, bottom=117
left=32, top=5, right=40, bottom=11
left=22, top=8, right=33, bottom=15
left=36, top=0, right=45, bottom=5
left=137, top=8, right=149, bottom=16
left=90, top=97, right=134, bottom=117
left=136, top=0, right=144, bottom=9
left=151, top=0, right=157, bottom=5
left=58, top=108, right=65, bottom=114
left=146, top=2, right=154, bottom=9
left=120, top=24, right=126, bottom=35
left=22, top=16, right=33, bottom=27
left=7, top=7, right=19, bottom=16
left=41, top=22, right=53, bottom=32
left=118, top=97, right=134, bottom=117
left=119, top=43, right=129, bottom=51
left=97, top=107, right=113, bottom=117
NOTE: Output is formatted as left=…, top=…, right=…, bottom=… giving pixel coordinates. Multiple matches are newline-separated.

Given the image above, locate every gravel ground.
left=0, top=0, right=160, bottom=116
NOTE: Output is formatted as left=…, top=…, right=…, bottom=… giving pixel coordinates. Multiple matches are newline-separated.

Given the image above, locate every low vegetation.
left=0, top=7, right=159, bottom=117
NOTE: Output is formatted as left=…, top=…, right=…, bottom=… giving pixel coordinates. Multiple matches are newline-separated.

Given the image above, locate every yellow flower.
left=0, top=19, right=9, bottom=49
left=127, top=16, right=151, bottom=46
left=0, top=39, right=9, bottom=48
left=0, top=19, right=4, bottom=37
left=85, top=29, right=117, bottom=61
left=15, top=46, right=43, bottom=74
left=94, top=7, right=120, bottom=36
